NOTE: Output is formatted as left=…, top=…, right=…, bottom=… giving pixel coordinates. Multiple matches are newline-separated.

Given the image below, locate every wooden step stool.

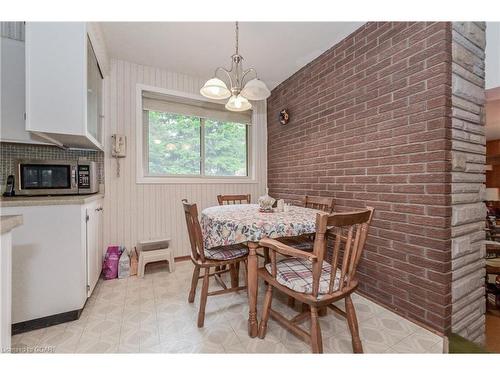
left=137, top=238, right=175, bottom=277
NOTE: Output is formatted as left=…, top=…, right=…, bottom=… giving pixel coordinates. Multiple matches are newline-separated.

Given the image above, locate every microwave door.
left=17, top=161, right=78, bottom=195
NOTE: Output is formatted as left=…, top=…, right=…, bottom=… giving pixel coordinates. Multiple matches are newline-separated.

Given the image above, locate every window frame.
left=136, top=84, right=256, bottom=184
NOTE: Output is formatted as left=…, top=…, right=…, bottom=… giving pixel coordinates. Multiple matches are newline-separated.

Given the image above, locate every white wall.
left=103, top=59, right=267, bottom=256
left=486, top=22, right=500, bottom=90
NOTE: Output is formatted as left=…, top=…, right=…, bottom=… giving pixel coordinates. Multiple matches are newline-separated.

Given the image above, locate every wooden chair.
left=278, top=195, right=335, bottom=252
left=303, top=195, right=335, bottom=213
left=486, top=216, right=500, bottom=241
left=214, top=194, right=251, bottom=273
left=182, top=199, right=248, bottom=327
left=486, top=243, right=500, bottom=309
left=217, top=194, right=251, bottom=205
left=257, top=207, right=374, bottom=353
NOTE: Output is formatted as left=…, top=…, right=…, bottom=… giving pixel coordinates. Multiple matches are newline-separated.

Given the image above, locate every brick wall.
left=450, top=22, right=486, bottom=344
left=267, top=22, right=455, bottom=333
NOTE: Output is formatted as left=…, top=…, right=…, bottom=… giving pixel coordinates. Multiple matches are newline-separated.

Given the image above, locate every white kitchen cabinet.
left=85, top=199, right=103, bottom=297
left=25, top=22, right=104, bottom=150
left=1, top=196, right=103, bottom=324
left=0, top=215, right=23, bottom=352
left=87, top=38, right=104, bottom=144
left=0, top=36, right=48, bottom=144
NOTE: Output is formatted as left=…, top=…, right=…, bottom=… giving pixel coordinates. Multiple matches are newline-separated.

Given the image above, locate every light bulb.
left=225, top=95, right=252, bottom=112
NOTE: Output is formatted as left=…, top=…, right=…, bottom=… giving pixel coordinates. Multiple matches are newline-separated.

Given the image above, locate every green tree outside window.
left=147, top=111, right=248, bottom=177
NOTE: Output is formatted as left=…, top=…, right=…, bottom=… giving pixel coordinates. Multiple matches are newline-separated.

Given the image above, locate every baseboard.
left=174, top=255, right=190, bottom=262
left=12, top=308, right=83, bottom=335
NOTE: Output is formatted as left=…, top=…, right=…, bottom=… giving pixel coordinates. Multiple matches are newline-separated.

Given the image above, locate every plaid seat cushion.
left=265, top=257, right=340, bottom=295
left=205, top=243, right=248, bottom=260
left=277, top=235, right=314, bottom=251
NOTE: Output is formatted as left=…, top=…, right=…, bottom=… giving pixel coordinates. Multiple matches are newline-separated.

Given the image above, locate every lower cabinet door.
left=97, top=205, right=103, bottom=273
left=86, top=203, right=100, bottom=297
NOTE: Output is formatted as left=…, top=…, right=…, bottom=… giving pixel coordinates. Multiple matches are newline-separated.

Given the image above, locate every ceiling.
left=99, top=22, right=364, bottom=89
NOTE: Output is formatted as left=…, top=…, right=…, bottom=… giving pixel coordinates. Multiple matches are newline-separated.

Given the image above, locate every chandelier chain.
left=200, top=21, right=270, bottom=109
left=235, top=21, right=239, bottom=55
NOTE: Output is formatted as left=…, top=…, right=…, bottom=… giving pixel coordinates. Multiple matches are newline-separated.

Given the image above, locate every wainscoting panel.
left=103, top=59, right=267, bottom=256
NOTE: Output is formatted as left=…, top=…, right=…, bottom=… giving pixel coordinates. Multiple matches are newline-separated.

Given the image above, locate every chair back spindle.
left=182, top=199, right=206, bottom=262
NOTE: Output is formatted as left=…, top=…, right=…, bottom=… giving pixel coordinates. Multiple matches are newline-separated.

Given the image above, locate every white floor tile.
left=11, top=260, right=444, bottom=354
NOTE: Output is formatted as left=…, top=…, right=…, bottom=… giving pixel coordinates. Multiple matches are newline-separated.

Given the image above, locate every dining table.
left=200, top=203, right=323, bottom=337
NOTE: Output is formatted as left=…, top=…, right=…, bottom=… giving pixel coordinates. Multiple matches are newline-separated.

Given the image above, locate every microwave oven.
left=15, top=159, right=99, bottom=196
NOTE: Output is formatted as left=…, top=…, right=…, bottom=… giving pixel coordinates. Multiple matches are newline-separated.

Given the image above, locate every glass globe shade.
left=240, top=78, right=271, bottom=101
left=225, top=95, right=252, bottom=112
left=200, top=78, right=231, bottom=100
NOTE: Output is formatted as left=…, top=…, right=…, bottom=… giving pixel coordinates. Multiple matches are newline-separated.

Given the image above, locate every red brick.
left=267, top=22, right=453, bottom=335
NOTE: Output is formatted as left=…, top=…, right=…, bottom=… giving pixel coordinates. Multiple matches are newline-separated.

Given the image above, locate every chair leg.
left=240, top=260, right=248, bottom=286
left=345, top=295, right=363, bottom=353
left=230, top=263, right=239, bottom=288
left=235, top=261, right=241, bottom=283
left=168, top=251, right=175, bottom=272
left=258, top=284, right=273, bottom=339
left=138, top=253, right=144, bottom=278
left=188, top=265, right=200, bottom=303
left=263, top=248, right=270, bottom=264
left=287, top=296, right=295, bottom=308
left=197, top=268, right=210, bottom=328
left=301, top=302, right=309, bottom=312
left=310, top=306, right=323, bottom=353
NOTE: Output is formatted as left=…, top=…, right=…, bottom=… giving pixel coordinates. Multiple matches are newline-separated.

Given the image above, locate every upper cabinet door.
left=87, top=38, right=103, bottom=145
left=26, top=23, right=86, bottom=135
left=25, top=22, right=104, bottom=150
left=0, top=35, right=47, bottom=145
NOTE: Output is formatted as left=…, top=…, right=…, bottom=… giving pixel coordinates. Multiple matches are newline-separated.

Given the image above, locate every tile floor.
left=11, top=261, right=444, bottom=354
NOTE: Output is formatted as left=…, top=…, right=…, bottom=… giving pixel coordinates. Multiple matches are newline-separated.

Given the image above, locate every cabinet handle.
left=95, top=207, right=103, bottom=212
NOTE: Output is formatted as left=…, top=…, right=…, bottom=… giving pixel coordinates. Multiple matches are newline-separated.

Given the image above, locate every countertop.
left=1, top=215, right=23, bottom=234
left=0, top=193, right=104, bottom=207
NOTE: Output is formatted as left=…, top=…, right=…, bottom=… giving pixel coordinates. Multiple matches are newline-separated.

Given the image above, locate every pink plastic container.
left=102, top=246, right=122, bottom=280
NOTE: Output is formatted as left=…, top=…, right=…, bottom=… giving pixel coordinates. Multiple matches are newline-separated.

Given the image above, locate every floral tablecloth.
left=201, top=204, right=322, bottom=249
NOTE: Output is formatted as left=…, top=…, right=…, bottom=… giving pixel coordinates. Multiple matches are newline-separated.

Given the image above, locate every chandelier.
left=200, top=22, right=271, bottom=112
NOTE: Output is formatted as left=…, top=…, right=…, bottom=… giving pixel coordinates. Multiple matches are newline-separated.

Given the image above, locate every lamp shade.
left=241, top=78, right=271, bottom=101
left=486, top=188, right=500, bottom=201
left=200, top=78, right=231, bottom=100
left=225, top=95, right=252, bottom=112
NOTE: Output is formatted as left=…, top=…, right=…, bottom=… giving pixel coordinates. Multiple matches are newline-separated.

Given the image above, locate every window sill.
left=136, top=176, right=259, bottom=184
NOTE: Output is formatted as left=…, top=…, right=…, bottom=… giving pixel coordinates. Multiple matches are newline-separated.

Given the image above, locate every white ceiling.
left=99, top=22, right=364, bottom=89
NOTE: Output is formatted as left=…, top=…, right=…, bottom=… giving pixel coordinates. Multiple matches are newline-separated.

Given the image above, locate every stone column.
left=450, top=22, right=487, bottom=344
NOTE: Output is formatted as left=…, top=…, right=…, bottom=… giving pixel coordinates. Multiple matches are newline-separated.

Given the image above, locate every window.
left=140, top=89, right=252, bottom=180
left=203, top=119, right=247, bottom=177
left=147, top=112, right=201, bottom=176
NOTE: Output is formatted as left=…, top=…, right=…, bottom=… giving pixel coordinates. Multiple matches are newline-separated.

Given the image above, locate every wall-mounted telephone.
left=111, top=134, right=126, bottom=158
left=111, top=134, right=126, bottom=177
